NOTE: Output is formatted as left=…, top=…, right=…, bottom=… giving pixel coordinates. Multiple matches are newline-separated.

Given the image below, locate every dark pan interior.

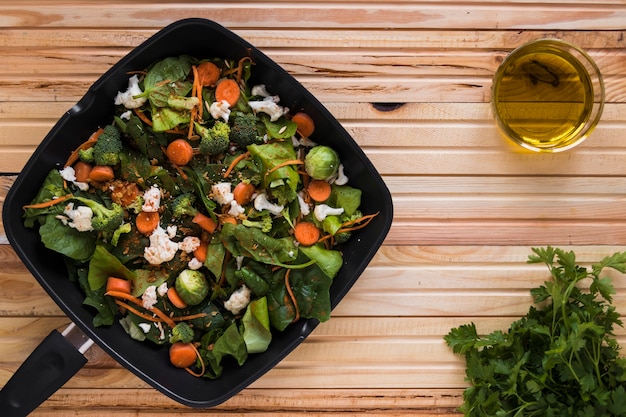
left=3, top=18, right=393, bottom=407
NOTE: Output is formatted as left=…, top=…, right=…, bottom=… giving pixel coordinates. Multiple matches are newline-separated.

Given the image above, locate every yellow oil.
left=493, top=47, right=594, bottom=151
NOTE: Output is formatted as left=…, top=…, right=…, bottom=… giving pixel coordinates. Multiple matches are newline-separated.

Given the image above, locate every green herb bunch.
left=445, top=247, right=626, bottom=416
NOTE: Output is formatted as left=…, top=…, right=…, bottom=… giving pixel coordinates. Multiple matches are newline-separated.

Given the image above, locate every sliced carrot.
left=167, top=287, right=188, bottom=309
left=292, top=112, right=315, bottom=137
left=232, top=182, right=256, bottom=205
left=193, top=239, right=209, bottom=263
left=220, top=216, right=238, bottom=226
left=215, top=78, right=240, bottom=107
left=307, top=179, right=331, bottom=202
left=73, top=161, right=93, bottom=183
left=165, top=139, right=195, bottom=166
left=196, top=61, right=221, bottom=87
left=106, top=277, right=132, bottom=294
left=192, top=212, right=218, bottom=234
left=169, top=342, right=198, bottom=368
left=293, top=221, right=321, bottom=246
left=88, top=165, right=115, bottom=182
left=136, top=211, right=160, bottom=234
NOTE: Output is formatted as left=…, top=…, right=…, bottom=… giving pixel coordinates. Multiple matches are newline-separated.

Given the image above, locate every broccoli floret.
left=170, top=193, right=199, bottom=218
left=71, top=196, right=124, bottom=233
left=242, top=214, right=273, bottom=233
left=93, top=125, right=123, bottom=166
left=78, top=147, right=95, bottom=163
left=230, top=112, right=261, bottom=149
left=195, top=121, right=230, bottom=156
left=169, top=322, right=194, bottom=343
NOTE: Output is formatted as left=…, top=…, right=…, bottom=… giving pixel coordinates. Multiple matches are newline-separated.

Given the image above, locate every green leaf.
left=87, top=245, right=136, bottom=290
left=444, top=323, right=479, bottom=355
left=39, top=214, right=96, bottom=262
left=242, top=297, right=272, bottom=354
left=299, top=244, right=343, bottom=279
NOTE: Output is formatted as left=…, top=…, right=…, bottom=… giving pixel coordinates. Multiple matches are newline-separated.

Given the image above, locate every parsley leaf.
left=445, top=247, right=626, bottom=416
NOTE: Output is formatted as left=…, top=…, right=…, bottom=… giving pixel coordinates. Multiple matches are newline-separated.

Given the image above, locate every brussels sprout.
left=304, top=145, right=340, bottom=180
left=175, top=269, right=209, bottom=305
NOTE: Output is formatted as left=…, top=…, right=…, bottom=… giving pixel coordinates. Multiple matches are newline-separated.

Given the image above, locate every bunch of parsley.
left=445, top=247, right=626, bottom=416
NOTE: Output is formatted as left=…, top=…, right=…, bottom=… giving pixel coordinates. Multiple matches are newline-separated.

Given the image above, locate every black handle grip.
left=0, top=329, right=88, bottom=417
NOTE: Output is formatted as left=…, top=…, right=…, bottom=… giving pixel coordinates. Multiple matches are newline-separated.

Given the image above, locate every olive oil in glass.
left=492, top=40, right=604, bottom=152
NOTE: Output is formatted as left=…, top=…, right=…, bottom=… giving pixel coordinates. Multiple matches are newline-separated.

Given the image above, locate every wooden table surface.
left=1, top=1, right=625, bottom=415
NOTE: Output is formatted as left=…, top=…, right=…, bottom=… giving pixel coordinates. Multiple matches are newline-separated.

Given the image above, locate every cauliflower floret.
left=296, top=191, right=311, bottom=216
left=248, top=97, right=287, bottom=122
left=120, top=110, right=132, bottom=120
left=142, top=285, right=158, bottom=309
left=166, top=225, right=177, bottom=238
left=59, top=166, right=76, bottom=182
left=211, top=182, right=234, bottom=206
left=329, top=164, right=349, bottom=186
left=224, top=285, right=251, bottom=315
left=251, top=84, right=271, bottom=98
left=178, top=236, right=201, bottom=253
left=61, top=202, right=94, bottom=232
left=228, top=200, right=245, bottom=217
left=254, top=193, right=284, bottom=216
left=157, top=282, right=168, bottom=297
left=59, top=166, right=89, bottom=191
left=210, top=100, right=231, bottom=122
left=114, top=75, right=147, bottom=109
left=144, top=226, right=179, bottom=265
left=141, top=185, right=161, bottom=212
left=138, top=323, right=152, bottom=333
left=188, top=257, right=203, bottom=270
left=314, top=204, right=344, bottom=222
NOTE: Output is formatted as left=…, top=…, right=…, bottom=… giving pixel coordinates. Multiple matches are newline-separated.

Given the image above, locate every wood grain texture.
left=0, top=1, right=625, bottom=415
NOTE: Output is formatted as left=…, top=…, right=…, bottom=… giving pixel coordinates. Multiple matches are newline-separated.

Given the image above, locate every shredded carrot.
left=236, top=57, right=252, bottom=84
left=172, top=312, right=209, bottom=322
left=223, top=151, right=250, bottom=178
left=133, top=108, right=153, bottom=127
left=192, top=65, right=204, bottom=121
left=339, top=211, right=379, bottom=231
left=284, top=269, right=300, bottom=323
left=106, top=290, right=176, bottom=328
left=184, top=343, right=206, bottom=377
left=23, top=194, right=73, bottom=209
left=64, top=127, right=104, bottom=167
left=266, top=159, right=303, bottom=175
left=114, top=299, right=162, bottom=323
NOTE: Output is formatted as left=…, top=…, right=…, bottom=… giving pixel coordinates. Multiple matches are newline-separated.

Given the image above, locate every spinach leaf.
left=87, top=245, right=136, bottom=291
left=201, top=322, right=248, bottom=379
left=299, top=244, right=343, bottom=279
left=248, top=141, right=300, bottom=205
left=242, top=297, right=272, bottom=354
left=39, top=214, right=96, bottom=262
left=289, top=264, right=332, bottom=322
left=23, top=169, right=68, bottom=227
left=226, top=223, right=299, bottom=266
left=143, top=56, right=194, bottom=107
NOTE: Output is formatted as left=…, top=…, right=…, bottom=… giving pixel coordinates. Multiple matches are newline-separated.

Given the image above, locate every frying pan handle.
left=0, top=329, right=88, bottom=416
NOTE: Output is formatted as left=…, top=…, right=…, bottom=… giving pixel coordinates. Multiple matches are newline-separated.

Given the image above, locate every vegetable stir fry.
left=22, top=55, right=378, bottom=378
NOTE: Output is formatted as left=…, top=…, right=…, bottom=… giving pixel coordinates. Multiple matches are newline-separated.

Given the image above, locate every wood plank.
left=28, top=388, right=464, bottom=416
left=0, top=3, right=625, bottom=30
left=1, top=28, right=625, bottom=50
